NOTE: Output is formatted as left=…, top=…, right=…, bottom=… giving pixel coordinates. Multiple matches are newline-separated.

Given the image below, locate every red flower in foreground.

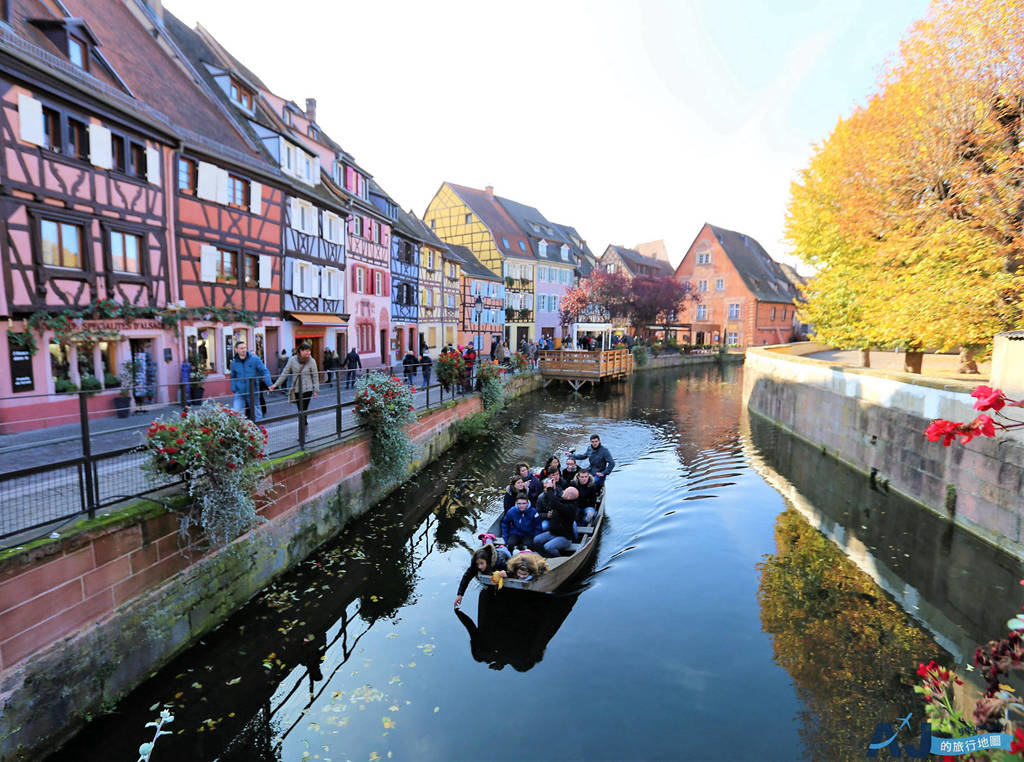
left=1010, top=727, right=1024, bottom=754
left=972, top=385, right=1006, bottom=412
left=958, top=414, right=997, bottom=445
left=925, top=419, right=959, bottom=446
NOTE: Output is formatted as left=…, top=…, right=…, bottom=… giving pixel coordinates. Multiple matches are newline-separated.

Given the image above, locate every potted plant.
left=80, top=375, right=102, bottom=396
left=114, top=360, right=137, bottom=418
left=54, top=378, right=80, bottom=394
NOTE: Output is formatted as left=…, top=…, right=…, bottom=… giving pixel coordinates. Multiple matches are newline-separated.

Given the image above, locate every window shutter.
left=249, top=182, right=262, bottom=215
left=311, top=156, right=321, bottom=184
left=310, top=266, right=321, bottom=298
left=88, top=124, right=112, bottom=168
left=292, top=259, right=304, bottom=296
left=146, top=146, right=161, bottom=185
left=17, top=94, right=44, bottom=145
left=215, top=168, right=229, bottom=205
left=197, top=162, right=218, bottom=201
left=199, top=245, right=217, bottom=282
left=351, top=266, right=358, bottom=291
left=258, top=255, right=272, bottom=289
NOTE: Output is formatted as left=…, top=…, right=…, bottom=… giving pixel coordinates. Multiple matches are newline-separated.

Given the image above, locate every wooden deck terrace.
left=538, top=349, right=634, bottom=390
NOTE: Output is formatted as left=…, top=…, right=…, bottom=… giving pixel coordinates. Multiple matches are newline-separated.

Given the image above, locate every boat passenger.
left=533, top=486, right=579, bottom=557
left=515, top=462, right=542, bottom=502
left=572, top=470, right=598, bottom=525
left=501, top=496, right=539, bottom=551
left=561, top=457, right=580, bottom=483
left=455, top=543, right=510, bottom=608
left=567, top=434, right=615, bottom=486
left=538, top=456, right=563, bottom=484
left=506, top=552, right=549, bottom=582
left=503, top=476, right=530, bottom=511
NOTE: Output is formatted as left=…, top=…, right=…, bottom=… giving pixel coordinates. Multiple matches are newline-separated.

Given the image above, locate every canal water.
left=50, top=365, right=1023, bottom=761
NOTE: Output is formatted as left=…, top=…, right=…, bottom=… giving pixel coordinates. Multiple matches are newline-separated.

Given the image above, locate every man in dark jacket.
left=344, top=348, right=362, bottom=389
left=568, top=434, right=615, bottom=486
left=533, top=486, right=579, bottom=557
left=572, top=470, right=599, bottom=525
left=420, top=352, right=433, bottom=387
left=402, top=350, right=418, bottom=385
left=230, top=339, right=271, bottom=421
left=501, top=496, right=538, bottom=550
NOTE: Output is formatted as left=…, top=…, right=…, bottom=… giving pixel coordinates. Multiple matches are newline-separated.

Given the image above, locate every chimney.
left=145, top=0, right=164, bottom=24
left=305, top=98, right=317, bottom=123
left=485, top=185, right=494, bottom=197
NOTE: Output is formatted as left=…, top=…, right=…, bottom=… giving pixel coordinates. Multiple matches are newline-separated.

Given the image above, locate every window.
left=698, top=280, right=708, bottom=292
left=697, top=250, right=711, bottom=265
left=428, top=251, right=435, bottom=269
left=430, top=219, right=435, bottom=229
left=243, top=253, right=258, bottom=287
left=42, top=107, right=60, bottom=152
left=727, top=332, right=739, bottom=346
left=537, top=266, right=546, bottom=282
left=324, top=212, right=343, bottom=244
left=112, top=135, right=126, bottom=172
left=351, top=216, right=363, bottom=237
left=323, top=267, right=342, bottom=300
left=715, top=278, right=724, bottom=291
left=229, top=77, right=253, bottom=110
left=447, top=293, right=455, bottom=308
left=605, top=263, right=617, bottom=274
left=728, top=303, right=740, bottom=320
left=560, top=245, right=569, bottom=261
left=771, top=306, right=776, bottom=320
left=130, top=143, right=146, bottom=179
left=465, top=213, right=471, bottom=225
left=178, top=157, right=197, bottom=194
left=356, top=267, right=365, bottom=293
left=518, top=240, right=526, bottom=252
left=216, top=248, right=237, bottom=283
left=40, top=218, right=83, bottom=269
left=109, top=230, right=142, bottom=274
left=502, top=237, right=509, bottom=249
left=68, top=36, right=86, bottom=69
left=67, top=117, right=88, bottom=160
left=448, top=262, right=456, bottom=278
left=373, top=222, right=381, bottom=243
left=782, top=306, right=787, bottom=320
left=696, top=304, right=707, bottom=321
left=374, top=270, right=383, bottom=295
left=227, top=174, right=250, bottom=209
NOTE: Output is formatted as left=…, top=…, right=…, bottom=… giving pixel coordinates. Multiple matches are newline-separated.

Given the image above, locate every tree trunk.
left=860, top=348, right=871, bottom=368
left=904, top=349, right=924, bottom=374
left=957, top=345, right=981, bottom=374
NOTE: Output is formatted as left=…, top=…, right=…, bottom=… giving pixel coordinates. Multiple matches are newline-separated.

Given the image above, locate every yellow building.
left=424, top=182, right=537, bottom=347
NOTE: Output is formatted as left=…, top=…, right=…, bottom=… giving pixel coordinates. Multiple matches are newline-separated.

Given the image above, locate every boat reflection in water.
left=456, top=588, right=582, bottom=671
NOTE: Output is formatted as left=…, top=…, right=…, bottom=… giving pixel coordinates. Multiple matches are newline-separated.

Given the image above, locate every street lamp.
left=473, top=294, right=483, bottom=353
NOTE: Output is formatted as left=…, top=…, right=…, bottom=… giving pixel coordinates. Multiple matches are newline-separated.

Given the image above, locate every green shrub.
left=631, top=345, right=649, bottom=367
left=55, top=378, right=80, bottom=394
left=103, top=372, right=120, bottom=388
left=80, top=375, right=102, bottom=394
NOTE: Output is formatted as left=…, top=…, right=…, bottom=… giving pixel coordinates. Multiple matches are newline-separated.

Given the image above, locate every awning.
left=288, top=312, right=346, bottom=326
left=573, top=322, right=613, bottom=331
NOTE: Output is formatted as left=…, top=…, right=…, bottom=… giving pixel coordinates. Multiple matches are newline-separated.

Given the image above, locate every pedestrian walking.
left=402, top=350, right=418, bottom=385
left=344, top=347, right=361, bottom=389
left=420, top=352, right=433, bottom=387
left=230, top=339, right=272, bottom=421
left=269, top=343, right=320, bottom=434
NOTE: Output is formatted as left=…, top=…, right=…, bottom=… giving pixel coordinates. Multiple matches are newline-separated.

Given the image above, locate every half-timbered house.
left=446, top=244, right=503, bottom=352
left=406, top=211, right=447, bottom=352
left=390, top=208, right=424, bottom=358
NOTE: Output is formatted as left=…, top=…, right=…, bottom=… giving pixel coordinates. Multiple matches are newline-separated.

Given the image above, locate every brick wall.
left=0, top=378, right=516, bottom=760
left=743, top=346, right=1024, bottom=556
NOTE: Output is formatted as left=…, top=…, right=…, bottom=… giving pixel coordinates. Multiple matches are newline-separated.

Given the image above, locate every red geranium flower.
left=925, top=419, right=959, bottom=447
left=1010, top=727, right=1024, bottom=754
left=972, top=385, right=1006, bottom=412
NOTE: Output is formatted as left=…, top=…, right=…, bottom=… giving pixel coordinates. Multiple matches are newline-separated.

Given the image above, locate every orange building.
left=674, top=224, right=801, bottom=348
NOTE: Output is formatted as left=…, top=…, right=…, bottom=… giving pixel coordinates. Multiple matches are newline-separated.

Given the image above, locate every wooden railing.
left=538, top=349, right=634, bottom=380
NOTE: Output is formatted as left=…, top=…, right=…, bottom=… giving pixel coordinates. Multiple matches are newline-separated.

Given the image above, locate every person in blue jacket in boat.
left=567, top=434, right=615, bottom=486
left=501, top=495, right=539, bottom=551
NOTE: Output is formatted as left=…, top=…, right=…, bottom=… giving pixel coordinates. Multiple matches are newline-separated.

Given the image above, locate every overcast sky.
left=163, top=0, right=930, bottom=269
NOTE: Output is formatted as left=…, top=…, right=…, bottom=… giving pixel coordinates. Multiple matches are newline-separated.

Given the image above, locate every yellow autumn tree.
left=787, top=0, right=1024, bottom=366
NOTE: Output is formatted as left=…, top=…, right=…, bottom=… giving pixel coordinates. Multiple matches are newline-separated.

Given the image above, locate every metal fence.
left=0, top=366, right=484, bottom=546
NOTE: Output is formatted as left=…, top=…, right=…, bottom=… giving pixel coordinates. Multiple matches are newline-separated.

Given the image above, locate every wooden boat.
left=476, top=484, right=605, bottom=593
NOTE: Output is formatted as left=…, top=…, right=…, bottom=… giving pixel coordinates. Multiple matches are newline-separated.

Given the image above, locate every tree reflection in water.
left=758, top=507, right=944, bottom=761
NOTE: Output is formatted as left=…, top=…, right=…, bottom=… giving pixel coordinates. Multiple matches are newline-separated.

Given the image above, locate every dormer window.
left=68, top=36, right=86, bottom=69
left=229, top=77, right=253, bottom=110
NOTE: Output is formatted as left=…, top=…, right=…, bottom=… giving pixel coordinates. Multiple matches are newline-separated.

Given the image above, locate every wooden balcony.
left=537, top=349, right=634, bottom=390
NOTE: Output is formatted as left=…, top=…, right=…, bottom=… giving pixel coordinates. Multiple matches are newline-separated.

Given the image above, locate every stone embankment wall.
left=0, top=373, right=542, bottom=761
left=743, top=344, right=1024, bottom=557
left=637, top=351, right=743, bottom=372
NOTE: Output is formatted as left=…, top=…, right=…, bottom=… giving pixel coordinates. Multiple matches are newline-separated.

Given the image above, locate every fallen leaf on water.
left=370, top=595, right=379, bottom=602
left=407, top=662, right=416, bottom=668
left=388, top=705, right=400, bottom=712
left=149, top=702, right=159, bottom=711
left=309, top=721, right=321, bottom=731
left=370, top=753, right=381, bottom=761
left=382, top=717, right=395, bottom=729
left=226, top=677, right=241, bottom=685
left=433, top=706, right=440, bottom=713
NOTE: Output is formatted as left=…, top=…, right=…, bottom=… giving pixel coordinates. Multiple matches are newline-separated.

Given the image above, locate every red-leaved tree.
left=624, top=276, right=696, bottom=339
